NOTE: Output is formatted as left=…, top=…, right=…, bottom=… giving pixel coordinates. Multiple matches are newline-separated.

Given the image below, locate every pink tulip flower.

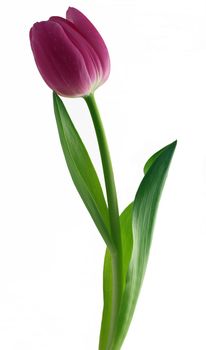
left=30, top=7, right=110, bottom=97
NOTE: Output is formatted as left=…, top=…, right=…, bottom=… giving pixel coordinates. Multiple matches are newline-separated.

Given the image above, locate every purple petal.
left=30, top=21, right=92, bottom=97
left=49, top=16, right=102, bottom=88
left=66, top=7, right=110, bottom=85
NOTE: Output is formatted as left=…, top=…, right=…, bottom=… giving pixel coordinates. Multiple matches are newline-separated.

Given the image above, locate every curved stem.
left=84, top=93, right=123, bottom=347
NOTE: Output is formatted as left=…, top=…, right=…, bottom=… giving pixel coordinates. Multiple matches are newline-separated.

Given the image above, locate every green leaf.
left=144, top=143, right=171, bottom=174
left=120, top=203, right=134, bottom=286
left=53, top=92, right=112, bottom=248
left=99, top=204, right=133, bottom=350
left=108, top=141, right=177, bottom=350
left=99, top=248, right=112, bottom=350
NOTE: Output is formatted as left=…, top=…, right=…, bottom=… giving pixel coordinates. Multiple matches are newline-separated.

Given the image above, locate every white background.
left=0, top=0, right=206, bottom=349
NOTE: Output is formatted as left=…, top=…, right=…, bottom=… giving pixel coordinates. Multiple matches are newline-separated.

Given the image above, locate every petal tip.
left=66, top=6, right=81, bottom=21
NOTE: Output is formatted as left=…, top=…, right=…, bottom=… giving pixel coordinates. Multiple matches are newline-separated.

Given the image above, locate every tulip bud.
left=30, top=7, right=110, bottom=97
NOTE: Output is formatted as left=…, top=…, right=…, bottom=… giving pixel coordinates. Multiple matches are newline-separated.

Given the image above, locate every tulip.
left=30, top=7, right=110, bottom=97
left=30, top=6, right=177, bottom=350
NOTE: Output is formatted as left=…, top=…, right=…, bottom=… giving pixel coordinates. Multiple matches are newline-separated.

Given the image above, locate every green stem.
left=84, top=93, right=123, bottom=347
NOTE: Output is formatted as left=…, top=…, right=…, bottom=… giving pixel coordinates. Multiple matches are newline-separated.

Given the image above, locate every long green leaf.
left=99, top=248, right=112, bottom=350
left=53, top=92, right=112, bottom=248
left=144, top=143, right=171, bottom=174
left=108, top=141, right=177, bottom=350
left=99, top=204, right=133, bottom=350
left=120, top=203, right=134, bottom=285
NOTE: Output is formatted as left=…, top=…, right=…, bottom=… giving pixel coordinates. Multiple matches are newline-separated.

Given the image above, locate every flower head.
left=30, top=7, right=110, bottom=97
